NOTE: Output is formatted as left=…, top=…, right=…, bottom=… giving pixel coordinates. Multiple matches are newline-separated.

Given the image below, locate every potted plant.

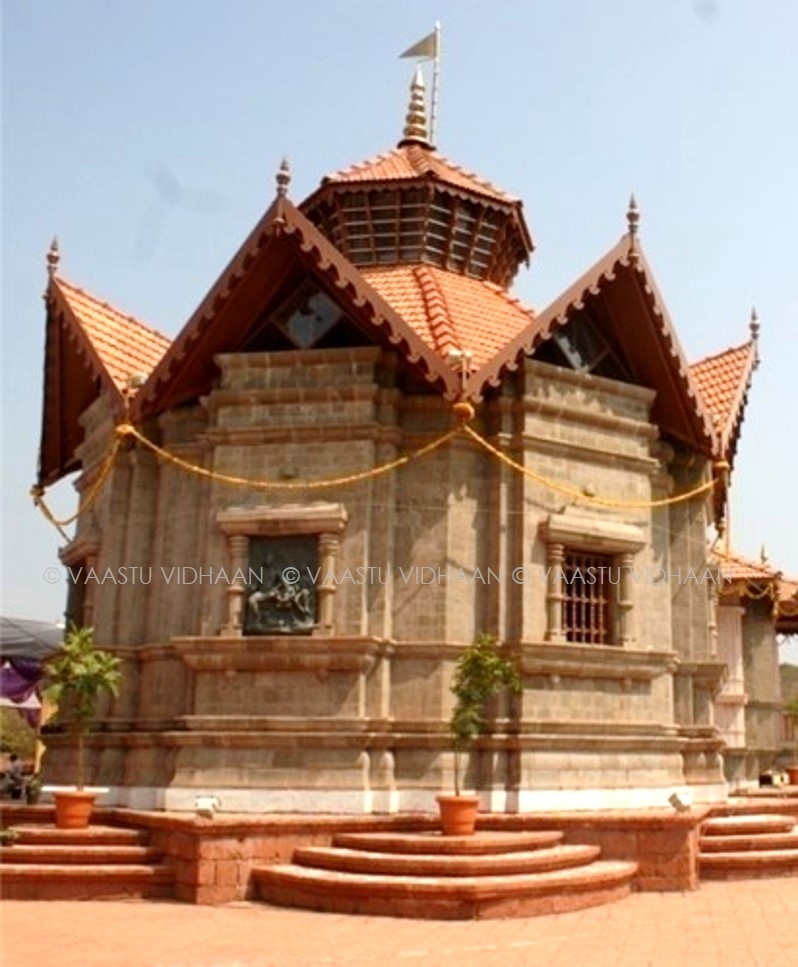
left=0, top=827, right=20, bottom=846
left=785, top=697, right=798, bottom=786
left=25, top=774, right=42, bottom=805
left=437, top=633, right=521, bottom=836
left=42, top=625, right=122, bottom=829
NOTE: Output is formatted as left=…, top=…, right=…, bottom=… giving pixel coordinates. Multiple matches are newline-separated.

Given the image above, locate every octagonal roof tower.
left=301, top=70, right=534, bottom=290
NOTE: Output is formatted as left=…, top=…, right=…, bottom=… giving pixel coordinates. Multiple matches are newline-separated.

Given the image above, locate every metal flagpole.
left=430, top=21, right=441, bottom=145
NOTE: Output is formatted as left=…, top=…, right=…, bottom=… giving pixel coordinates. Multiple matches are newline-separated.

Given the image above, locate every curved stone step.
left=0, top=862, right=175, bottom=900
left=700, top=831, right=798, bottom=853
left=294, top=843, right=599, bottom=878
left=9, top=825, right=148, bottom=847
left=332, top=830, right=563, bottom=855
left=0, top=844, right=163, bottom=865
left=702, top=814, right=795, bottom=837
left=254, top=860, right=638, bottom=919
left=699, top=849, right=798, bottom=880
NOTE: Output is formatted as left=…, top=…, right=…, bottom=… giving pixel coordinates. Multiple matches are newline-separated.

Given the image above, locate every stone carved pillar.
left=707, top=582, right=719, bottom=659
left=222, top=534, right=249, bottom=635
left=316, top=533, right=340, bottom=635
left=81, top=550, right=100, bottom=628
left=60, top=538, right=101, bottom=630
left=617, top=552, right=635, bottom=647
left=545, top=542, right=566, bottom=643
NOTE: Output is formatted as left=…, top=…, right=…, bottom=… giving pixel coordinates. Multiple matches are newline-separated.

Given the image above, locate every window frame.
left=540, top=512, right=645, bottom=647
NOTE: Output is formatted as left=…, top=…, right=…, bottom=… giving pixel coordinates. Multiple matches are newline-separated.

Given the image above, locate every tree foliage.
left=0, top=708, right=37, bottom=761
left=448, top=633, right=521, bottom=795
left=43, top=626, right=122, bottom=789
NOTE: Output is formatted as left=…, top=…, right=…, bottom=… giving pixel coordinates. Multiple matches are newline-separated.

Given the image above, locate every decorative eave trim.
left=47, top=279, right=126, bottom=413
left=133, top=196, right=460, bottom=421
left=696, top=338, right=759, bottom=465
left=466, top=235, right=717, bottom=455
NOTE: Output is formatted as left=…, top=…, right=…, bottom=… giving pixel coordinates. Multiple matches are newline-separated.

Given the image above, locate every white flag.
left=400, top=30, right=438, bottom=60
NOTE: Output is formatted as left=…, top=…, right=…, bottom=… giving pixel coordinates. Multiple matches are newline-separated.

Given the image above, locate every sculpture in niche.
left=244, top=536, right=317, bottom=634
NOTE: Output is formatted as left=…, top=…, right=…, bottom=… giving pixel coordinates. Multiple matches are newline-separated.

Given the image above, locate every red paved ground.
left=2, top=878, right=797, bottom=967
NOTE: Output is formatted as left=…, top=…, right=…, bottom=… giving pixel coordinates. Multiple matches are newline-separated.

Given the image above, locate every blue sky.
left=2, top=1, right=796, bottom=656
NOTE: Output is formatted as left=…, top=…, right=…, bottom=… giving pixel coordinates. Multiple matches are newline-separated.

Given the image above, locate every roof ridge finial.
left=626, top=194, right=640, bottom=263
left=749, top=306, right=760, bottom=369
left=276, top=157, right=291, bottom=198
left=749, top=306, right=759, bottom=341
left=399, top=67, right=430, bottom=147
left=46, top=236, right=60, bottom=277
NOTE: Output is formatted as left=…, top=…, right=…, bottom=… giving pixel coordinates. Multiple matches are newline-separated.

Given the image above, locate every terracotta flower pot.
left=786, top=765, right=798, bottom=787
left=436, top=793, right=480, bottom=836
left=53, top=790, right=98, bottom=829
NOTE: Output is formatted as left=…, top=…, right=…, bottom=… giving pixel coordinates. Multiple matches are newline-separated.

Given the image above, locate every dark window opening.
left=563, top=551, right=616, bottom=645
left=534, top=311, right=630, bottom=382
left=242, top=281, right=367, bottom=353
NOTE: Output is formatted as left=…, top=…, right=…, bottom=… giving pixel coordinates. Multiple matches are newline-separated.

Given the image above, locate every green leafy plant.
left=25, top=774, right=42, bottom=804
left=0, top=827, right=20, bottom=846
left=448, top=633, right=521, bottom=796
left=42, top=626, right=122, bottom=790
left=0, top=707, right=37, bottom=761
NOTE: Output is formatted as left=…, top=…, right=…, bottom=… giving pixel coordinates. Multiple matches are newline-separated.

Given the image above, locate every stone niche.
left=217, top=503, right=348, bottom=637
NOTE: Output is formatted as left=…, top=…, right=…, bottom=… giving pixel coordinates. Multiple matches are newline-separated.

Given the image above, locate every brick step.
left=332, top=830, right=564, bottom=855
left=9, top=824, right=149, bottom=847
left=700, top=832, right=798, bottom=853
left=253, top=859, right=638, bottom=920
left=699, top=849, right=798, bottom=880
left=701, top=814, right=795, bottom=837
left=0, top=844, right=163, bottom=865
left=0, top=862, right=175, bottom=900
left=293, top=843, right=600, bottom=877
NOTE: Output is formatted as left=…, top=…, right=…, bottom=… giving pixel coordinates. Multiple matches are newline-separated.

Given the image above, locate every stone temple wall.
left=46, top=346, right=727, bottom=812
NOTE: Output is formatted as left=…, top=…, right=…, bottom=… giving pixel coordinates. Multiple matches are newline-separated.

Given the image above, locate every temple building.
left=37, top=71, right=795, bottom=811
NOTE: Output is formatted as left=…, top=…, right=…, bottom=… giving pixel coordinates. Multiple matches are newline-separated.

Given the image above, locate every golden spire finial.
left=400, top=68, right=429, bottom=146
left=46, top=236, right=60, bottom=277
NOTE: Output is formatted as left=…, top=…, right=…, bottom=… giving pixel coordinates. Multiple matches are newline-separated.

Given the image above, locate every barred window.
left=563, top=552, right=615, bottom=645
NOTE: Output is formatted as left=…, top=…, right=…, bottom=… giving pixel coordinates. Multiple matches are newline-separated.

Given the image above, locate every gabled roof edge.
left=134, top=195, right=462, bottom=420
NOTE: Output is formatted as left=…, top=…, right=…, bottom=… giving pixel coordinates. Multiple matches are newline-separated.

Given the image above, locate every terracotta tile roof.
left=134, top=197, right=463, bottom=419
left=690, top=338, right=757, bottom=457
left=322, top=143, right=518, bottom=205
left=712, top=548, right=778, bottom=583
left=465, top=236, right=716, bottom=455
left=54, top=277, right=171, bottom=391
left=360, top=264, right=536, bottom=369
left=712, top=549, right=798, bottom=631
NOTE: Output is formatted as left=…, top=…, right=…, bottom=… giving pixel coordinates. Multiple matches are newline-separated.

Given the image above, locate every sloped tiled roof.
left=780, top=577, right=798, bottom=606
left=360, top=264, right=536, bottom=370
left=713, top=548, right=778, bottom=584
left=54, top=277, right=171, bottom=391
left=321, top=143, right=518, bottom=205
left=713, top=548, right=798, bottom=632
left=132, top=194, right=462, bottom=420
left=465, top=235, right=717, bottom=455
left=690, top=335, right=758, bottom=462
left=39, top=274, right=173, bottom=485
